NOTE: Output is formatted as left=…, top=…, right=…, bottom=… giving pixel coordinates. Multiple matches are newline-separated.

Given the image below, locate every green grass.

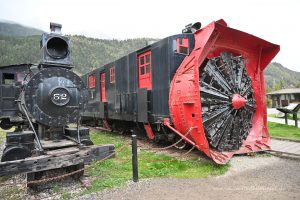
left=0, top=129, right=5, bottom=142
left=268, top=122, right=300, bottom=141
left=268, top=114, right=300, bottom=120
left=0, top=129, right=7, bottom=184
left=85, top=131, right=229, bottom=194
left=0, top=129, right=228, bottom=197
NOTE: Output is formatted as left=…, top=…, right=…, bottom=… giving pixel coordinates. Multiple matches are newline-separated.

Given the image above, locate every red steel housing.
left=169, top=20, right=279, bottom=163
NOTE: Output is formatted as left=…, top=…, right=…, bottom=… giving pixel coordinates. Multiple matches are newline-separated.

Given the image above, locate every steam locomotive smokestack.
left=50, top=22, right=62, bottom=34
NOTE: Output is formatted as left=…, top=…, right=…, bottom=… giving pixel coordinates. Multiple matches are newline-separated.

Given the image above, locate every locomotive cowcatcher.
left=82, top=20, right=279, bottom=164
left=0, top=23, right=115, bottom=183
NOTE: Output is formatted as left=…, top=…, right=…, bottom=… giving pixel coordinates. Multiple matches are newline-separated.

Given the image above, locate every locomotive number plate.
left=50, top=87, right=71, bottom=106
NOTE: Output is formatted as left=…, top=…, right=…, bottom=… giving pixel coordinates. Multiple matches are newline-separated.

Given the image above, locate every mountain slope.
left=0, top=34, right=153, bottom=74
left=0, top=22, right=44, bottom=36
left=0, top=21, right=299, bottom=90
left=264, top=62, right=300, bottom=90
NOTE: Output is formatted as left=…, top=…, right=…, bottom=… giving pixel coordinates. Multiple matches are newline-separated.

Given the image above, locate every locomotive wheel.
left=0, top=119, right=13, bottom=130
left=199, top=52, right=256, bottom=152
left=1, top=145, right=32, bottom=162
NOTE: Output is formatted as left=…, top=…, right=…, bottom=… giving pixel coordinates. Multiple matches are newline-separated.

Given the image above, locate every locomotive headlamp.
left=46, top=37, right=69, bottom=59
left=40, top=22, right=71, bottom=67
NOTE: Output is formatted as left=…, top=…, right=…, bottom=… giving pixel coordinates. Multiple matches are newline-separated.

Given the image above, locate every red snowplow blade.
left=168, top=19, right=280, bottom=164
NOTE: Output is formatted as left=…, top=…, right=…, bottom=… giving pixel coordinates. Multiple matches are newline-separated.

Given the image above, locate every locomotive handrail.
left=20, top=103, right=44, bottom=152
left=76, top=116, right=82, bottom=145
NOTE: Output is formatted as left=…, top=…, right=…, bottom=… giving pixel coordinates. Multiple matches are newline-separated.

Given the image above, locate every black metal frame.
left=277, top=104, right=300, bottom=127
left=0, top=144, right=115, bottom=176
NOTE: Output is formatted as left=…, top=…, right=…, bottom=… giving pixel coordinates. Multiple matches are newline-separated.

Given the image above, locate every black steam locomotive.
left=0, top=23, right=114, bottom=183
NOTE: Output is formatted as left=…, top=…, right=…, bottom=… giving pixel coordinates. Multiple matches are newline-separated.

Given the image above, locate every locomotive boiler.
left=0, top=23, right=114, bottom=182
left=82, top=19, right=279, bottom=164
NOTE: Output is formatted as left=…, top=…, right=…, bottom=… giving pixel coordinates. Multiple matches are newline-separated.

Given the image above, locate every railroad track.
left=269, top=138, right=300, bottom=159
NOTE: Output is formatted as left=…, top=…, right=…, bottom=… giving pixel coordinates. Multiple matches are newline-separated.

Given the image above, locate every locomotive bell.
left=40, top=22, right=71, bottom=67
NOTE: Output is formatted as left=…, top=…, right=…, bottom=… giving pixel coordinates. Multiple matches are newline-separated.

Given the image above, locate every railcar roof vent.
left=50, top=22, right=62, bottom=34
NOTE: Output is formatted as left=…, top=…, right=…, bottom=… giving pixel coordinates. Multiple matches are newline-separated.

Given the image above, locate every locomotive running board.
left=0, top=144, right=115, bottom=176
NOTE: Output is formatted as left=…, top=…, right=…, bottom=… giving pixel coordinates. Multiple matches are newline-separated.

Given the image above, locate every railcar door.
left=100, top=72, right=106, bottom=102
left=138, top=51, right=152, bottom=90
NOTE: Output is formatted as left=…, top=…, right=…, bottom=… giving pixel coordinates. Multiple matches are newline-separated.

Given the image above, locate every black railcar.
left=82, top=20, right=279, bottom=164
left=0, top=64, right=29, bottom=129
left=0, top=23, right=114, bottom=184
left=82, top=33, right=194, bottom=125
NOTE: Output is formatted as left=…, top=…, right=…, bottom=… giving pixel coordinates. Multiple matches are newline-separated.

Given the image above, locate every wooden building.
left=267, top=88, right=300, bottom=108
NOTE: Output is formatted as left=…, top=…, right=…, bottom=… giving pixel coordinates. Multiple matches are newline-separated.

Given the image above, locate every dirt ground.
left=80, top=156, right=300, bottom=200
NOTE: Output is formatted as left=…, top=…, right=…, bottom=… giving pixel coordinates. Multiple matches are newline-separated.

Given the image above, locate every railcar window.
left=100, top=72, right=106, bottom=102
left=175, top=37, right=189, bottom=55
left=141, top=66, right=145, bottom=75
left=138, top=52, right=151, bottom=76
left=88, top=74, right=96, bottom=89
left=110, top=66, right=115, bottom=83
left=146, top=54, right=150, bottom=63
left=138, top=50, right=152, bottom=90
left=2, top=73, right=15, bottom=85
left=146, top=64, right=150, bottom=73
left=16, top=72, right=26, bottom=83
left=140, top=57, right=145, bottom=65
left=179, top=46, right=188, bottom=54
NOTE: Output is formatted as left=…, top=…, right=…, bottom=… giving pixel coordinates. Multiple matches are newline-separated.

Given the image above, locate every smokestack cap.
left=50, top=22, right=62, bottom=34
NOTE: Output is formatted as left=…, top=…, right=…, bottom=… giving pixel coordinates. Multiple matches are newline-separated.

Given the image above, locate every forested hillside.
left=0, top=22, right=299, bottom=91
left=0, top=34, right=153, bottom=75
left=264, top=62, right=300, bottom=91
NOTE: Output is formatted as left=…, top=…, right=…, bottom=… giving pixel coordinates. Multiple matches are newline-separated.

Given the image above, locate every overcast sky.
left=0, top=0, right=299, bottom=72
